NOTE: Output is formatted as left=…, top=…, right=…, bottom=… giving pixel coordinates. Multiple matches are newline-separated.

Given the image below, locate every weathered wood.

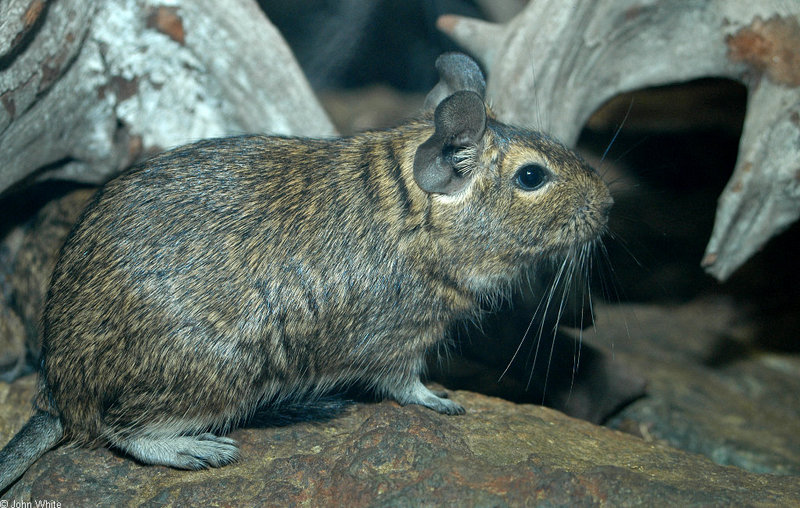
left=439, top=0, right=800, bottom=280
left=0, top=0, right=334, bottom=197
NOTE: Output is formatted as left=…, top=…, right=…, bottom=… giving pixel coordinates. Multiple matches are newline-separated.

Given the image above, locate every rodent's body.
left=0, top=53, right=612, bottom=487
left=43, top=130, right=472, bottom=444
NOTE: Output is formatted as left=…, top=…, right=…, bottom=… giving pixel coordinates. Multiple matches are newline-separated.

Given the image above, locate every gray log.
left=0, top=0, right=334, bottom=196
left=438, top=0, right=800, bottom=281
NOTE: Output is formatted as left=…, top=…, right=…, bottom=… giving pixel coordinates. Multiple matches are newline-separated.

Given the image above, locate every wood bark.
left=0, top=0, right=334, bottom=197
left=438, top=0, right=800, bottom=280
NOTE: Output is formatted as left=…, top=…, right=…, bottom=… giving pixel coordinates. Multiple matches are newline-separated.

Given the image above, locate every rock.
left=1, top=375, right=796, bottom=505
left=0, top=187, right=96, bottom=381
left=0, top=305, right=26, bottom=382
left=596, top=298, right=800, bottom=476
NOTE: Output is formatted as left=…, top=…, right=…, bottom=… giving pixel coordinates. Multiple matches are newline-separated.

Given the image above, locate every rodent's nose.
left=599, top=196, right=614, bottom=217
left=580, top=194, right=613, bottom=218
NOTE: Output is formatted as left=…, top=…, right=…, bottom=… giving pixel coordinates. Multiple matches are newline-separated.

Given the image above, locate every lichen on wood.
left=0, top=0, right=334, bottom=198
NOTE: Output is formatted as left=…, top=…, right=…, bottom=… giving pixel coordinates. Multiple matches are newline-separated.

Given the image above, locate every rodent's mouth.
left=556, top=211, right=609, bottom=249
left=541, top=234, right=606, bottom=274
left=570, top=197, right=612, bottom=243
left=536, top=218, right=608, bottom=264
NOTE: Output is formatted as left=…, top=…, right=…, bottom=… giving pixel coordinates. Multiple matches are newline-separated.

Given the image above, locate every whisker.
left=498, top=266, right=551, bottom=382
left=563, top=246, right=589, bottom=403
left=498, top=298, right=539, bottom=382
left=599, top=97, right=634, bottom=166
left=525, top=251, right=571, bottom=393
left=522, top=276, right=557, bottom=387
left=537, top=251, right=577, bottom=399
left=523, top=34, right=546, bottom=132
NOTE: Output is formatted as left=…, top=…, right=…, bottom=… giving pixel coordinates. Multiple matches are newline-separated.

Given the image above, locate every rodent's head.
left=410, top=53, right=612, bottom=291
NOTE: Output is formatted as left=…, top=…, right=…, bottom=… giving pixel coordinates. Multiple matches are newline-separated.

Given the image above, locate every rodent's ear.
left=423, top=52, right=486, bottom=111
left=413, top=90, right=487, bottom=195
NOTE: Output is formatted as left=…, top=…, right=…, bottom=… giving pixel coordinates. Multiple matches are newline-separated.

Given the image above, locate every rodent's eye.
left=515, top=164, right=549, bottom=191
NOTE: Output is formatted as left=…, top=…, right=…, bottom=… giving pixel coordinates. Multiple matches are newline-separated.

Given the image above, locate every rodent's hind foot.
left=113, top=432, right=240, bottom=469
left=389, top=379, right=465, bottom=415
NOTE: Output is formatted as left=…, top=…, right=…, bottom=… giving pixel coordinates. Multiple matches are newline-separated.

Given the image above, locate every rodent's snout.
left=572, top=191, right=613, bottom=243
left=579, top=193, right=613, bottom=219
left=598, top=195, right=614, bottom=218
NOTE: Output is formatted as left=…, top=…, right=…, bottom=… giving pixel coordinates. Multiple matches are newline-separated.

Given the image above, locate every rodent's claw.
left=390, top=380, right=465, bottom=415
left=431, top=398, right=466, bottom=416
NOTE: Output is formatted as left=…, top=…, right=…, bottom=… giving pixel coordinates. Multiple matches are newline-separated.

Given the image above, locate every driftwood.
left=0, top=0, right=334, bottom=197
left=438, top=0, right=800, bottom=281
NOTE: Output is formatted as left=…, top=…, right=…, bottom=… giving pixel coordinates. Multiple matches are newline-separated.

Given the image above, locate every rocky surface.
left=599, top=300, right=800, bottom=476
left=1, top=372, right=797, bottom=506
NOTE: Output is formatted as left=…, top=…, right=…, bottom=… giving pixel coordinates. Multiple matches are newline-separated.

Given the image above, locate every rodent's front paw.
left=429, top=397, right=466, bottom=415
left=391, top=380, right=465, bottom=415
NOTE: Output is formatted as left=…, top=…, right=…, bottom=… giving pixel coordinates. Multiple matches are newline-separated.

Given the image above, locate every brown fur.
left=39, top=113, right=610, bottom=444
left=1, top=53, right=612, bottom=485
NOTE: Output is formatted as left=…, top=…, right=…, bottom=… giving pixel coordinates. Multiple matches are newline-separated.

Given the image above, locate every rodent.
left=0, top=52, right=612, bottom=489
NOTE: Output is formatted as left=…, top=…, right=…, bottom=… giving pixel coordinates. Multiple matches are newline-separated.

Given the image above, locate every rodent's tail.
left=0, top=410, right=63, bottom=492
left=248, top=396, right=353, bottom=428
